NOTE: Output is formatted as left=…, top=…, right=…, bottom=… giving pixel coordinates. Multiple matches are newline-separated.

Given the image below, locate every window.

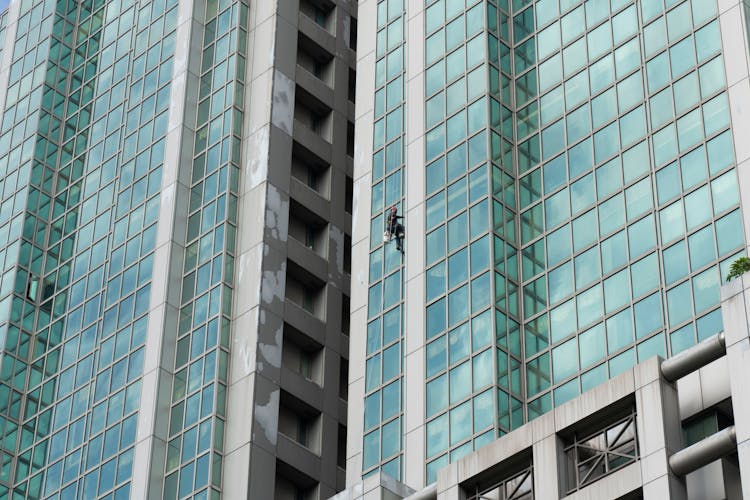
left=278, top=391, right=321, bottom=452
left=348, top=68, right=356, bottom=103
left=291, top=142, right=331, bottom=198
left=466, top=464, right=533, bottom=500
left=297, top=33, right=334, bottom=84
left=288, top=200, right=327, bottom=256
left=282, top=323, right=323, bottom=384
left=285, top=261, right=326, bottom=318
left=300, top=0, right=335, bottom=32
left=294, top=87, right=333, bottom=141
left=564, top=409, right=638, bottom=492
left=682, top=408, right=732, bottom=446
left=349, top=17, right=357, bottom=50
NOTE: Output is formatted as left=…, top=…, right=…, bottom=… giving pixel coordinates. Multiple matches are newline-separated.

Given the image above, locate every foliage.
left=726, top=257, right=750, bottom=282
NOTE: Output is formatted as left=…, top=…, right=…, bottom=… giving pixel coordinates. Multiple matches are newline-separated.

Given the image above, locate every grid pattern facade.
left=363, top=0, right=405, bottom=481
left=162, top=0, right=245, bottom=497
left=0, top=0, right=178, bottom=497
left=0, top=0, right=355, bottom=499
left=353, top=0, right=747, bottom=489
left=421, top=0, right=743, bottom=482
left=512, top=0, right=741, bottom=416
left=422, top=0, right=506, bottom=483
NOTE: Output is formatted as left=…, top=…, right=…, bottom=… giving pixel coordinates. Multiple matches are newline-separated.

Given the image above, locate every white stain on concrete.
left=246, top=127, right=270, bottom=190
left=265, top=185, right=289, bottom=242
left=253, top=389, right=279, bottom=446
left=329, top=224, right=344, bottom=276
left=261, top=255, right=286, bottom=305
left=258, top=324, right=282, bottom=370
left=236, top=244, right=263, bottom=305
left=271, top=69, right=294, bottom=135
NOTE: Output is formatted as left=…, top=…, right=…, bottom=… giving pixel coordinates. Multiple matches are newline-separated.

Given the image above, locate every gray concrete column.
left=720, top=277, right=750, bottom=500
left=634, top=358, right=687, bottom=500
left=436, top=462, right=466, bottom=500
left=533, top=434, right=564, bottom=499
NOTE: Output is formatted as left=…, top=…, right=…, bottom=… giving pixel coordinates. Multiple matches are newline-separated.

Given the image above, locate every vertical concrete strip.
left=223, top=1, right=279, bottom=498
left=717, top=0, right=750, bottom=246
left=403, top=0, right=428, bottom=490
left=720, top=277, right=750, bottom=499
left=348, top=0, right=377, bottom=486
left=0, top=1, right=21, bottom=118
left=130, top=0, right=199, bottom=497
left=634, top=358, right=687, bottom=500
left=532, top=434, right=564, bottom=499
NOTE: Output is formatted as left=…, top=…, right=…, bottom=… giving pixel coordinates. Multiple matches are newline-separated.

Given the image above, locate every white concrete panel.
left=237, top=185, right=267, bottom=252
left=633, top=357, right=661, bottom=389
left=533, top=436, right=561, bottom=499
left=719, top=6, right=749, bottom=88
left=351, top=241, right=371, bottom=313
left=250, top=17, right=277, bottom=80
left=403, top=426, right=425, bottom=489
left=130, top=435, right=155, bottom=500
left=406, top=11, right=424, bottom=83
left=403, top=203, right=424, bottom=281
left=686, top=460, right=728, bottom=500
left=727, top=344, right=750, bottom=443
left=639, top=449, right=670, bottom=486
left=253, top=0, right=276, bottom=25
left=356, top=0, right=378, bottom=61
left=727, top=86, right=750, bottom=166
left=405, top=135, right=425, bottom=213
left=641, top=474, right=686, bottom=500
left=349, top=306, right=368, bottom=378
left=677, top=371, right=704, bottom=418
left=246, top=70, right=274, bottom=135
left=229, top=307, right=260, bottom=382
left=722, top=281, right=750, bottom=347
left=698, top=357, right=731, bottom=409
left=404, top=348, right=425, bottom=433
left=233, top=243, right=264, bottom=315
left=356, top=50, right=376, bottom=120
left=223, top=443, right=252, bottom=499
left=736, top=439, right=750, bottom=500
left=718, top=0, right=742, bottom=17
left=354, top=110, right=375, bottom=180
left=0, top=0, right=22, bottom=118
left=404, top=266, right=425, bottom=355
left=352, top=172, right=373, bottom=246
left=635, top=382, right=668, bottom=457
left=740, top=158, right=750, bottom=252
left=347, top=376, right=366, bottom=459
left=225, top=373, right=256, bottom=455
left=530, top=410, right=555, bottom=444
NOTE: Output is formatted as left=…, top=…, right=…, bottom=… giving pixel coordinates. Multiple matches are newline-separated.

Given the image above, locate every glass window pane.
left=634, top=293, right=663, bottom=339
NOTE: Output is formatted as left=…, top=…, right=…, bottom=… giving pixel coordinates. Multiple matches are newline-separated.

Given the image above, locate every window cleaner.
left=384, top=205, right=405, bottom=253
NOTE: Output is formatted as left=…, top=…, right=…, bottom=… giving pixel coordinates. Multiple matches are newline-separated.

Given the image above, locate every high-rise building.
left=345, top=0, right=750, bottom=498
left=0, top=0, right=355, bottom=498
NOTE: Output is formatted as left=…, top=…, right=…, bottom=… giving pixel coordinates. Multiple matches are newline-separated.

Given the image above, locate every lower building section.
left=333, top=278, right=750, bottom=500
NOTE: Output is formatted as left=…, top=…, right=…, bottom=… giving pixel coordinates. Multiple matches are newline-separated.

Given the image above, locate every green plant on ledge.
left=726, top=257, right=750, bottom=282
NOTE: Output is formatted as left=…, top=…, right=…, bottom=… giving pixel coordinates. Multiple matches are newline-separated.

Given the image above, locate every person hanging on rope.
left=385, top=205, right=405, bottom=253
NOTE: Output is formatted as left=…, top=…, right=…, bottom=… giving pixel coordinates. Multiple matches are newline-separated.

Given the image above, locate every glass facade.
left=423, top=0, right=502, bottom=482
left=0, top=0, right=246, bottom=497
left=163, top=0, right=244, bottom=497
left=363, top=0, right=406, bottom=480
left=0, top=0, right=177, bottom=497
left=359, top=0, right=746, bottom=486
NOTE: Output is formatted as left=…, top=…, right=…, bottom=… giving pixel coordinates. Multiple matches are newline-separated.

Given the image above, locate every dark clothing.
left=387, top=214, right=403, bottom=235
left=386, top=212, right=404, bottom=252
